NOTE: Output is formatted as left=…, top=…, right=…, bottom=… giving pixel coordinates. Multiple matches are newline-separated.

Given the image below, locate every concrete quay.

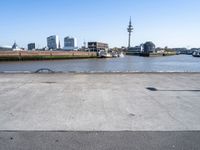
left=0, top=51, right=97, bottom=61
left=1, top=72, right=200, bottom=150
left=0, top=72, right=200, bottom=131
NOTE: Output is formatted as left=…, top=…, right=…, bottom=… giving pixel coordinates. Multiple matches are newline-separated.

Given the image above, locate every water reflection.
left=0, top=55, right=199, bottom=72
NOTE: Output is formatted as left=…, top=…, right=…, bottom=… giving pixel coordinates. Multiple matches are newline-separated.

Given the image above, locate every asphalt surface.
left=0, top=131, right=200, bottom=150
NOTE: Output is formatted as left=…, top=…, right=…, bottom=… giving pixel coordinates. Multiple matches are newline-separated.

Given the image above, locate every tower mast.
left=127, top=17, right=133, bottom=49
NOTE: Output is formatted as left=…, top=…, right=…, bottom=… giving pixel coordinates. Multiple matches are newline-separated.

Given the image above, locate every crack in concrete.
left=147, top=93, right=189, bottom=130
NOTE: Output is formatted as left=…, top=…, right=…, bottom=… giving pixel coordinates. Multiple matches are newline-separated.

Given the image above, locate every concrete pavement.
left=0, top=73, right=200, bottom=131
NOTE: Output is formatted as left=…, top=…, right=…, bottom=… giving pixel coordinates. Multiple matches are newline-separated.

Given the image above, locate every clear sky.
left=0, top=0, right=200, bottom=48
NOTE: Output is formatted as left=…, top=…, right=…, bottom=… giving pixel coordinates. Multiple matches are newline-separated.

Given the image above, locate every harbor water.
left=0, top=55, right=199, bottom=72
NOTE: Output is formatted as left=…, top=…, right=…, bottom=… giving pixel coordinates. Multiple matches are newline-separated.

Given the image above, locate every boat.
left=193, top=51, right=200, bottom=57
left=176, top=51, right=181, bottom=55
left=101, top=53, right=112, bottom=58
left=118, top=52, right=125, bottom=58
left=112, top=52, right=118, bottom=58
left=98, top=50, right=113, bottom=58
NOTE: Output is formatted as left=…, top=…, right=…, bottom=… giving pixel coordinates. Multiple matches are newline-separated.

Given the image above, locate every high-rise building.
left=47, top=35, right=60, bottom=50
left=28, top=43, right=35, bottom=51
left=63, top=36, right=78, bottom=50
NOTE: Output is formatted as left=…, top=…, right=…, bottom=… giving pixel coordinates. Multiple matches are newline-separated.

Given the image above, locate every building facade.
left=47, top=35, right=60, bottom=50
left=142, top=42, right=156, bottom=54
left=0, top=45, right=12, bottom=51
left=28, top=43, right=36, bottom=51
left=63, top=36, right=78, bottom=50
left=88, top=42, right=109, bottom=52
left=127, top=45, right=143, bottom=55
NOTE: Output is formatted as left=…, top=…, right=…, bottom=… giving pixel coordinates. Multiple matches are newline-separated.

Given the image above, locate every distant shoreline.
left=126, top=52, right=177, bottom=57
left=0, top=51, right=98, bottom=61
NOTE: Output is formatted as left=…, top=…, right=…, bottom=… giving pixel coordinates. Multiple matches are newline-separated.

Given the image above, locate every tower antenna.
left=127, top=16, right=133, bottom=49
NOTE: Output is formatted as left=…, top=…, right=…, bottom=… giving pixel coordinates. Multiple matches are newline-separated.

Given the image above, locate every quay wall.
left=0, top=51, right=97, bottom=61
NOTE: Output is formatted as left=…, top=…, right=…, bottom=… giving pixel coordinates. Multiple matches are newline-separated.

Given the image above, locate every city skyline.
left=0, top=0, right=200, bottom=48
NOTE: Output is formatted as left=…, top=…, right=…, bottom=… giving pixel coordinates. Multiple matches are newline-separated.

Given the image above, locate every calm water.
left=0, top=55, right=199, bottom=72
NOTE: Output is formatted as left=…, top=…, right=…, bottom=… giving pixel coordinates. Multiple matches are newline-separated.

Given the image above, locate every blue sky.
left=0, top=0, right=200, bottom=48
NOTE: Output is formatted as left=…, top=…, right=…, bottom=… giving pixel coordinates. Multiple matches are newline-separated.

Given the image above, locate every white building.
left=0, top=42, right=23, bottom=51
left=63, top=36, right=78, bottom=51
left=0, top=45, right=12, bottom=51
left=47, top=35, right=60, bottom=50
left=12, top=42, right=22, bottom=51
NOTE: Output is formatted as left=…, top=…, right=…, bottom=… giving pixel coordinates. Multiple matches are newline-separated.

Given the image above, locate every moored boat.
left=98, top=50, right=113, bottom=58
left=111, top=52, right=118, bottom=58
left=118, top=52, right=125, bottom=58
left=101, top=53, right=112, bottom=58
left=193, top=51, right=200, bottom=57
